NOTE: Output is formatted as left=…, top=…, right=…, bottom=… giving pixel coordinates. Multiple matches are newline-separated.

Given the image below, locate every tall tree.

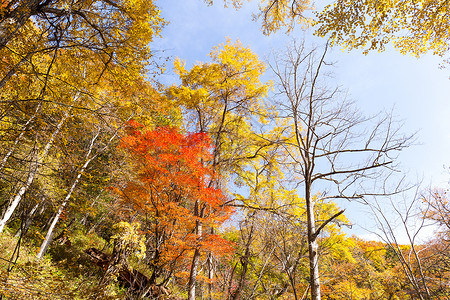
left=367, top=188, right=450, bottom=299
left=117, top=122, right=234, bottom=295
left=168, top=39, right=271, bottom=176
left=270, top=41, right=412, bottom=300
left=168, top=39, right=275, bottom=298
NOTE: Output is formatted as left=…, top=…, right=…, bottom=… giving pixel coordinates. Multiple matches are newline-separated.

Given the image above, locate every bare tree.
left=367, top=187, right=450, bottom=299
left=269, top=40, right=413, bottom=300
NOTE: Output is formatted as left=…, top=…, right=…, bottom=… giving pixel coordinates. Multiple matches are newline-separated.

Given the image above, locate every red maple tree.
left=117, top=121, right=234, bottom=285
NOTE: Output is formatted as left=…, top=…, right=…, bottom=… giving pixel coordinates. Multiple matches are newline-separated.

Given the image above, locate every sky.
left=153, top=0, right=450, bottom=242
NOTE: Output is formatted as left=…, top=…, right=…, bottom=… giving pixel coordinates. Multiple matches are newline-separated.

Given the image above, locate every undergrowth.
left=0, top=228, right=125, bottom=299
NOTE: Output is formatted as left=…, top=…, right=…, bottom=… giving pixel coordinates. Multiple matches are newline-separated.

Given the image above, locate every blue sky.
left=153, top=0, right=450, bottom=241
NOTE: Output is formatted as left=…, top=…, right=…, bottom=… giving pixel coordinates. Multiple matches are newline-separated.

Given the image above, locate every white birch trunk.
left=0, top=156, right=38, bottom=233
left=0, top=93, right=77, bottom=233
left=36, top=119, right=125, bottom=258
left=37, top=129, right=100, bottom=259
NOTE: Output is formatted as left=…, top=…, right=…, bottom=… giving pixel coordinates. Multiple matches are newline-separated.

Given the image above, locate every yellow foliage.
left=168, top=39, right=274, bottom=183
left=256, top=0, right=314, bottom=34
left=315, top=0, right=450, bottom=57
left=112, top=221, right=146, bottom=260
left=209, top=0, right=449, bottom=57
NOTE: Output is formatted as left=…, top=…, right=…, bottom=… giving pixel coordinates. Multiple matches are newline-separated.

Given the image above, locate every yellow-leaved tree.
left=315, top=0, right=450, bottom=57
left=208, top=0, right=450, bottom=58
left=168, top=39, right=276, bottom=299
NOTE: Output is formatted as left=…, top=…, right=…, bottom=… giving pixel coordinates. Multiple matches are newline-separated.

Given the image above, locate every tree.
left=227, top=199, right=351, bottom=299
left=0, top=0, right=165, bottom=87
left=319, top=236, right=411, bottom=299
left=269, top=40, right=411, bottom=300
left=0, top=0, right=168, bottom=234
left=168, top=39, right=271, bottom=177
left=215, top=140, right=352, bottom=299
left=209, top=0, right=449, bottom=58
left=168, top=39, right=274, bottom=298
left=36, top=117, right=127, bottom=259
left=368, top=188, right=450, bottom=299
left=315, top=0, right=450, bottom=57
left=117, top=122, right=234, bottom=297
left=416, top=189, right=449, bottom=298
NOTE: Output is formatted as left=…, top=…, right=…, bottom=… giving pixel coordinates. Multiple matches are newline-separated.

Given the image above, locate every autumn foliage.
left=117, top=121, right=234, bottom=284
left=1, top=1, right=449, bottom=297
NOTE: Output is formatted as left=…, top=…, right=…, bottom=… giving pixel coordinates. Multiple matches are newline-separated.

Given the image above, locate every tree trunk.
left=0, top=102, right=41, bottom=171
left=37, top=129, right=100, bottom=259
left=188, top=248, right=201, bottom=300
left=207, top=253, right=214, bottom=300
left=188, top=200, right=203, bottom=300
left=305, top=182, right=321, bottom=300
left=79, top=191, right=103, bottom=226
left=15, top=201, right=40, bottom=238
left=231, top=224, right=253, bottom=300
left=0, top=96, right=74, bottom=233
left=0, top=152, right=38, bottom=233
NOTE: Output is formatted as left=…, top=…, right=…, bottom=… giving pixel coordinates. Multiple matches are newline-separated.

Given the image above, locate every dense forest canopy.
left=0, top=0, right=449, bottom=299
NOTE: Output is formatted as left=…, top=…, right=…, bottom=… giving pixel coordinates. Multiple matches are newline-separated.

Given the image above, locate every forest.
left=0, top=0, right=449, bottom=299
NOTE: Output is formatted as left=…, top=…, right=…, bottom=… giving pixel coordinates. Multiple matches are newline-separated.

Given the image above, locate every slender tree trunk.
left=188, top=248, right=201, bottom=300
left=305, top=182, right=320, bottom=300
left=231, top=225, right=254, bottom=300
left=79, top=190, right=103, bottom=226
left=286, top=242, right=307, bottom=300
left=0, top=149, right=39, bottom=233
left=41, top=212, right=55, bottom=232
left=207, top=253, right=214, bottom=300
left=37, top=130, right=100, bottom=259
left=0, top=97, right=74, bottom=233
left=188, top=200, right=203, bottom=300
left=15, top=201, right=40, bottom=238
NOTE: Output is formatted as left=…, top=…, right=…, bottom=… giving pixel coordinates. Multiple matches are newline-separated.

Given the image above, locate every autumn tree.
left=209, top=0, right=450, bottom=59
left=213, top=139, right=350, bottom=299
left=319, top=236, right=412, bottom=299
left=168, top=39, right=276, bottom=298
left=36, top=114, right=131, bottom=259
left=0, top=0, right=165, bottom=88
left=117, top=122, right=234, bottom=297
left=226, top=199, right=352, bottom=299
left=168, top=39, right=271, bottom=176
left=366, top=187, right=450, bottom=299
left=314, top=0, right=450, bottom=57
left=269, top=41, right=412, bottom=300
